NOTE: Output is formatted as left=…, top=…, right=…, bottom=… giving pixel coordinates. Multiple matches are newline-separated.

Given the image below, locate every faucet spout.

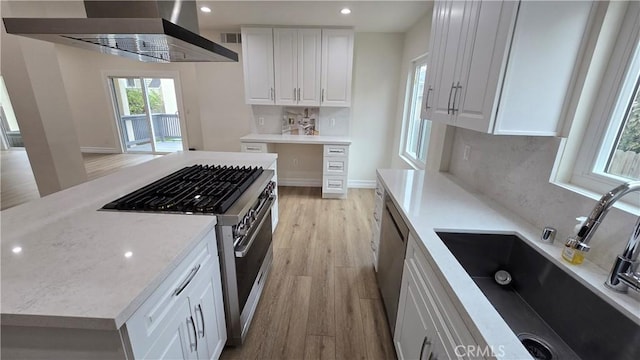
left=565, top=181, right=640, bottom=292
left=574, top=181, right=640, bottom=250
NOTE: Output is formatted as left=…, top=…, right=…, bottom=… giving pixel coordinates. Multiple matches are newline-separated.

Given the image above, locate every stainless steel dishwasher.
left=376, top=193, right=409, bottom=335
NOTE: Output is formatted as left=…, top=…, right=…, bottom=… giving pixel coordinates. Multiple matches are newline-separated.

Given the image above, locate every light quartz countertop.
left=240, top=133, right=351, bottom=145
left=377, top=169, right=640, bottom=359
left=1, top=151, right=277, bottom=331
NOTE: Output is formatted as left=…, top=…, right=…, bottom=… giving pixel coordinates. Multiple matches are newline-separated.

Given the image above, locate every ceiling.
left=195, top=1, right=433, bottom=32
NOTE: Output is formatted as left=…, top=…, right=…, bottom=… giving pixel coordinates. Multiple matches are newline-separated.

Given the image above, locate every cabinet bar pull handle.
left=453, top=82, right=462, bottom=113
left=294, top=88, right=297, bottom=102
left=419, top=336, right=431, bottom=360
left=197, top=304, right=205, bottom=337
left=425, top=86, right=433, bottom=110
left=270, top=87, right=274, bottom=101
left=173, top=264, right=201, bottom=296
left=447, top=82, right=455, bottom=114
left=321, top=88, right=325, bottom=103
left=187, top=316, right=197, bottom=351
left=298, top=88, right=301, bottom=102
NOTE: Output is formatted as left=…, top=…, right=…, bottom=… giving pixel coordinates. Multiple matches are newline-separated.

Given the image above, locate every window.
left=558, top=1, right=640, bottom=211
left=402, top=55, right=431, bottom=168
left=109, top=77, right=185, bottom=154
left=604, top=77, right=640, bottom=180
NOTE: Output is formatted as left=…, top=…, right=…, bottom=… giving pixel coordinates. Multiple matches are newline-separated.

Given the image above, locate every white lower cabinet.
left=371, top=178, right=384, bottom=270
left=395, top=233, right=481, bottom=360
left=322, top=144, right=349, bottom=198
left=144, top=299, right=197, bottom=360
left=126, top=229, right=227, bottom=360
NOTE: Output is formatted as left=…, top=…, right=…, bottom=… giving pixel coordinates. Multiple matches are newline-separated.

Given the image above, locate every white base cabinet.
left=322, top=144, right=349, bottom=198
left=126, top=229, right=227, bottom=360
left=395, top=233, right=481, bottom=360
left=371, top=179, right=384, bottom=270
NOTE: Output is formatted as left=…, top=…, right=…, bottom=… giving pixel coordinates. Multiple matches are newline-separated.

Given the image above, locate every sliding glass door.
left=110, top=77, right=185, bottom=153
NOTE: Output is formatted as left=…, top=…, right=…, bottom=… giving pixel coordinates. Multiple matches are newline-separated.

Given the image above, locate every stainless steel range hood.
left=2, top=1, right=238, bottom=63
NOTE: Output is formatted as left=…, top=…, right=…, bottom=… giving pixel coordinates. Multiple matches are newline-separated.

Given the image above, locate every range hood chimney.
left=2, top=0, right=238, bottom=63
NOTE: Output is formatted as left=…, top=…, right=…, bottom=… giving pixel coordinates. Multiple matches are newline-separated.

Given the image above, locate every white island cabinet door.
left=321, top=29, right=354, bottom=107
left=190, top=263, right=227, bottom=360
left=144, top=298, right=198, bottom=360
left=241, top=27, right=275, bottom=105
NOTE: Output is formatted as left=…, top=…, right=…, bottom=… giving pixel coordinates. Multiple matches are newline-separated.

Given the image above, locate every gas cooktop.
left=102, top=165, right=264, bottom=214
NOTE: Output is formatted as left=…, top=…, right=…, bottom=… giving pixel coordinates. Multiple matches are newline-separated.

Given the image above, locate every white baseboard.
left=80, top=147, right=119, bottom=154
left=278, top=178, right=322, bottom=187
left=348, top=180, right=376, bottom=189
left=278, top=178, right=376, bottom=189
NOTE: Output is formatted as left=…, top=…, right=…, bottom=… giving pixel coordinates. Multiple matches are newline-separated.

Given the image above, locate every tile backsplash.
left=250, top=105, right=350, bottom=136
left=447, top=128, right=636, bottom=271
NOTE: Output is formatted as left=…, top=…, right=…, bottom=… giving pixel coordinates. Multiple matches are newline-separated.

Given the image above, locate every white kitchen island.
left=0, top=151, right=278, bottom=360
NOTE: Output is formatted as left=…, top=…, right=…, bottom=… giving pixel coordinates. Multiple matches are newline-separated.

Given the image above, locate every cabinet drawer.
left=241, top=142, right=269, bottom=153
left=323, top=157, right=348, bottom=175
left=322, top=176, right=347, bottom=194
left=125, top=231, right=216, bottom=358
left=323, top=144, right=349, bottom=157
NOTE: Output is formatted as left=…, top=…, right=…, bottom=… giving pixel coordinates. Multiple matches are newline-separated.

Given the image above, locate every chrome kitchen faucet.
left=564, top=181, right=640, bottom=292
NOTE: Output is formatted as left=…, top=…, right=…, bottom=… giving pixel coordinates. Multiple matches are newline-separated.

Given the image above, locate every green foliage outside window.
left=617, top=98, right=640, bottom=153
left=126, top=88, right=165, bottom=114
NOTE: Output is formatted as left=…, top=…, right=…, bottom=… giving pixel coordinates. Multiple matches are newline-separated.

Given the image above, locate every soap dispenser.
left=562, top=217, right=588, bottom=264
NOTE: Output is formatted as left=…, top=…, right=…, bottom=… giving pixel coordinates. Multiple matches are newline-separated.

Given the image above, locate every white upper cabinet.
left=422, top=0, right=593, bottom=136
left=274, top=28, right=322, bottom=106
left=241, top=27, right=275, bottom=105
left=321, top=29, right=354, bottom=107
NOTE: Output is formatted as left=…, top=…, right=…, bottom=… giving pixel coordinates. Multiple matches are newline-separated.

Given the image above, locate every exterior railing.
left=120, top=114, right=181, bottom=146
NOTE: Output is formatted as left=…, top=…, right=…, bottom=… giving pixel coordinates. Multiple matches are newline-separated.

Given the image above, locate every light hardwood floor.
left=0, top=150, right=159, bottom=210
left=221, top=187, right=396, bottom=360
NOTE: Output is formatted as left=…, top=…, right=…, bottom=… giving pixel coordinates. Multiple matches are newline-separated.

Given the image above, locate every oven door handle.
left=234, top=196, right=275, bottom=258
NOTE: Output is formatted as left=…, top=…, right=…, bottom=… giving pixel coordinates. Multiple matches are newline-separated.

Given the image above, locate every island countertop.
left=1, top=151, right=277, bottom=331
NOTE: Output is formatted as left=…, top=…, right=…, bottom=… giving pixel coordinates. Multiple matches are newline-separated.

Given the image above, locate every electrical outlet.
left=258, top=117, right=264, bottom=126
left=463, top=145, right=471, bottom=161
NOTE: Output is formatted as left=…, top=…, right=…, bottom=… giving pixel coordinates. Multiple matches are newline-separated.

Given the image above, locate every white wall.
left=2, top=0, right=88, bottom=195
left=390, top=13, right=432, bottom=169
left=350, top=32, right=404, bottom=185
left=55, top=45, right=205, bottom=152
left=4, top=18, right=422, bottom=188
left=447, top=128, right=635, bottom=271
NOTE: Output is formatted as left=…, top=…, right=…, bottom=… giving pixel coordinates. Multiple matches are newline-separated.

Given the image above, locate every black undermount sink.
left=437, top=232, right=640, bottom=360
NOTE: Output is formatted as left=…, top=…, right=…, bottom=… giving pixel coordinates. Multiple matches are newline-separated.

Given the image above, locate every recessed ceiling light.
left=124, top=251, right=133, bottom=258
left=12, top=246, right=22, bottom=254
left=200, top=6, right=212, bottom=13
left=340, top=8, right=351, bottom=15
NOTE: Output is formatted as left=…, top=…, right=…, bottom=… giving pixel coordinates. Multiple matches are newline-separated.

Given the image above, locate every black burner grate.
left=102, top=165, right=263, bottom=214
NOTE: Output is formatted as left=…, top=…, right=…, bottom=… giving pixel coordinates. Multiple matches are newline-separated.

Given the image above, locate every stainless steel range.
left=102, top=164, right=276, bottom=345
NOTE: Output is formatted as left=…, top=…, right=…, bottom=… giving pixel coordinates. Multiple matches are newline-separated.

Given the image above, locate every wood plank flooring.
left=221, top=187, right=396, bottom=360
left=0, top=150, right=159, bottom=210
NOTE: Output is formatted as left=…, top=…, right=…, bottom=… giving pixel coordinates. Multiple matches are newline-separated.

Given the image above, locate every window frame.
left=569, top=2, right=640, bottom=209
left=102, top=70, right=189, bottom=155
left=401, top=54, right=430, bottom=169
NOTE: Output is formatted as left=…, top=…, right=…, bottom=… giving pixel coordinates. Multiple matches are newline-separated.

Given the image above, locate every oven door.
left=235, top=207, right=272, bottom=313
